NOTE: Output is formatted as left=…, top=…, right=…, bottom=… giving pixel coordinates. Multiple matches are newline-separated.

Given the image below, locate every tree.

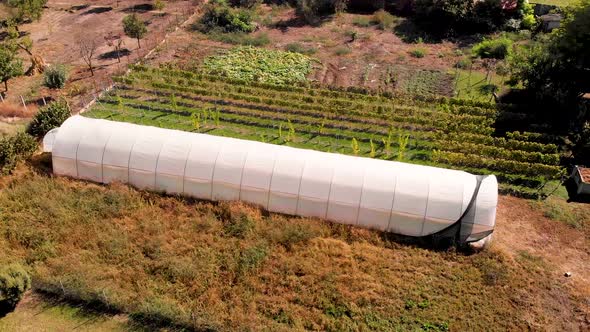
left=6, top=0, right=48, bottom=23
left=123, top=14, right=147, bottom=49
left=78, top=37, right=98, bottom=76
left=2, top=0, right=47, bottom=75
left=104, top=32, right=125, bottom=63
left=508, top=0, right=590, bottom=127
left=3, top=23, right=46, bottom=75
left=0, top=43, right=24, bottom=92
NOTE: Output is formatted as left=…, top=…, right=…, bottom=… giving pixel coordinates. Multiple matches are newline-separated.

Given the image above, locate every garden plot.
left=84, top=64, right=563, bottom=199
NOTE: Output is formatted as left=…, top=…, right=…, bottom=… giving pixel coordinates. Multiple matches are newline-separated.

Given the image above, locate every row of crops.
left=84, top=65, right=565, bottom=199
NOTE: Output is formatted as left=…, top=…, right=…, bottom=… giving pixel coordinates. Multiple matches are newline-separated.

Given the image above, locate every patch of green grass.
left=392, top=65, right=455, bottom=96
left=206, top=31, right=271, bottom=46
left=529, top=0, right=578, bottom=6
left=535, top=196, right=590, bottom=231
left=453, top=69, right=508, bottom=102
left=0, top=295, right=134, bottom=331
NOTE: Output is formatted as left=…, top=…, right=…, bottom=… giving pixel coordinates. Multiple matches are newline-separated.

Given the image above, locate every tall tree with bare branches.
left=78, top=37, right=98, bottom=76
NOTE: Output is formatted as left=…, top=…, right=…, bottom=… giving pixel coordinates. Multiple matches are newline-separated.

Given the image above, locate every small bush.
left=472, top=37, right=513, bottom=60
left=371, top=9, right=395, bottom=30
left=43, top=64, right=68, bottom=89
left=521, top=14, right=536, bottom=30
left=409, top=48, right=426, bottom=58
left=0, top=132, right=37, bottom=175
left=198, top=1, right=255, bottom=33
left=26, top=100, right=70, bottom=138
left=0, top=263, right=31, bottom=308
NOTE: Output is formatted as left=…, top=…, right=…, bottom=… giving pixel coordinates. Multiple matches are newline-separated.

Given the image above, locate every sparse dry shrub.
left=0, top=103, right=33, bottom=118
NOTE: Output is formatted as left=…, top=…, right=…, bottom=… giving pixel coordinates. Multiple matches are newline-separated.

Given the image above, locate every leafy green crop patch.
left=203, top=46, right=312, bottom=85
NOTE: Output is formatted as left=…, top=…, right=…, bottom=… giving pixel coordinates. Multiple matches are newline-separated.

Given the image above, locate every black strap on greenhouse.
left=429, top=175, right=493, bottom=247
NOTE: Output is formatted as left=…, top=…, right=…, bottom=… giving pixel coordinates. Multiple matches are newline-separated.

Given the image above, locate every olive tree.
left=6, top=0, right=47, bottom=23
left=123, top=14, right=147, bottom=49
left=0, top=43, right=24, bottom=91
left=4, top=0, right=48, bottom=75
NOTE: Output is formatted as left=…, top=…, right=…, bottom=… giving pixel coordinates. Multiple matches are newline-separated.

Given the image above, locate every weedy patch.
left=0, top=171, right=583, bottom=330
left=203, top=46, right=312, bottom=85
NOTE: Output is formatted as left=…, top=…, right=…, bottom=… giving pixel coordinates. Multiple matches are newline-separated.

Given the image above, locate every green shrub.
left=0, top=132, right=37, bottom=175
left=0, top=263, right=31, bottom=308
left=198, top=1, right=255, bottom=33
left=26, top=100, right=70, bottom=138
left=472, top=37, right=512, bottom=60
left=43, top=64, right=68, bottom=89
left=409, top=48, right=426, bottom=58
left=371, top=9, right=396, bottom=30
left=521, top=14, right=536, bottom=30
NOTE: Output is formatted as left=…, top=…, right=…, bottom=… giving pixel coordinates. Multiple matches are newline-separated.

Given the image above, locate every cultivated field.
left=1, top=1, right=590, bottom=330
left=85, top=63, right=562, bottom=199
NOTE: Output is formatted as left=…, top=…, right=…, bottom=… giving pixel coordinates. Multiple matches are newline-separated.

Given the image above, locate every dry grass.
left=0, top=166, right=584, bottom=331
left=0, top=103, right=35, bottom=119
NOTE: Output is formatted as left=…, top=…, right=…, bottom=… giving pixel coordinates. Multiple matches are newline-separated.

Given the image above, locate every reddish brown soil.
left=146, top=6, right=463, bottom=95
left=0, top=0, right=197, bottom=114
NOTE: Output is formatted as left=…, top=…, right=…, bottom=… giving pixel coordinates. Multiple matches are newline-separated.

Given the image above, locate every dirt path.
left=495, top=196, right=590, bottom=325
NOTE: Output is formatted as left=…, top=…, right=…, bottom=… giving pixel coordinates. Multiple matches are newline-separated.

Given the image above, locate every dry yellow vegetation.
left=0, top=160, right=586, bottom=331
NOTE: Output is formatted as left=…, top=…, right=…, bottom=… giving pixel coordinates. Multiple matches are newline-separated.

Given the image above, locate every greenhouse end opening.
left=44, top=116, right=498, bottom=247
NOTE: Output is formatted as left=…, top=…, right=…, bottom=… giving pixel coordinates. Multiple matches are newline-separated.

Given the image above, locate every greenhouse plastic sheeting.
left=46, top=116, right=498, bottom=244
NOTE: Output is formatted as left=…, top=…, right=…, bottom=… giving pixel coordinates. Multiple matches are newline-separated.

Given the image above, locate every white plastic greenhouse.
left=44, top=116, right=498, bottom=245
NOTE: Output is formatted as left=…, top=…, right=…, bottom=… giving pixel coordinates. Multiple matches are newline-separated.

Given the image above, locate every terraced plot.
left=84, top=65, right=564, bottom=199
